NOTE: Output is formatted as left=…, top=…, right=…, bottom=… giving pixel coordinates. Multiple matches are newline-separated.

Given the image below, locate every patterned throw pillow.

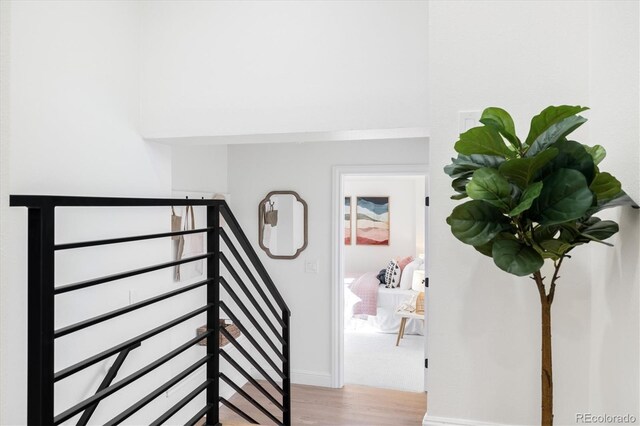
left=384, top=259, right=402, bottom=288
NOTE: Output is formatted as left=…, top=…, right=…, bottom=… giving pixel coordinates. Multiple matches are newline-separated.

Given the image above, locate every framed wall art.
left=356, top=196, right=389, bottom=245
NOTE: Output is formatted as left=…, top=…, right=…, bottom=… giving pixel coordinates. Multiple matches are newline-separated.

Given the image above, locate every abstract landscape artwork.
left=356, top=197, right=389, bottom=245
left=345, top=197, right=352, bottom=245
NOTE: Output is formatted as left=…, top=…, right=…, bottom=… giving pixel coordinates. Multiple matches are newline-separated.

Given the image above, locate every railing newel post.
left=206, top=204, right=221, bottom=426
left=283, top=310, right=291, bottom=426
left=27, top=202, right=55, bottom=425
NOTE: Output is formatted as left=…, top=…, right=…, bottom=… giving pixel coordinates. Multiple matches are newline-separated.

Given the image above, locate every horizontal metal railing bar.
left=219, top=207, right=290, bottom=314
left=53, top=330, right=214, bottom=424
left=219, top=397, right=260, bottom=425
left=220, top=350, right=284, bottom=412
left=55, top=304, right=213, bottom=382
left=104, top=357, right=212, bottom=426
left=220, top=330, right=284, bottom=396
left=55, top=253, right=213, bottom=294
left=55, top=279, right=213, bottom=338
left=220, top=277, right=285, bottom=361
left=220, top=373, right=283, bottom=426
left=149, top=379, right=211, bottom=426
left=10, top=194, right=227, bottom=207
left=221, top=254, right=285, bottom=337
left=53, top=279, right=213, bottom=338
left=185, top=403, right=213, bottom=426
left=220, top=229, right=283, bottom=323
left=55, top=227, right=216, bottom=250
left=219, top=302, right=285, bottom=379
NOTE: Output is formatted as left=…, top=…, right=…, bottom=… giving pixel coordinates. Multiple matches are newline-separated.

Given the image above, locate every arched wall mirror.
left=258, top=191, right=308, bottom=259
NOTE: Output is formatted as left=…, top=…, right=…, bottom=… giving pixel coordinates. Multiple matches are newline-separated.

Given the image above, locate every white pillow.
left=411, top=269, right=425, bottom=292
left=399, top=258, right=424, bottom=290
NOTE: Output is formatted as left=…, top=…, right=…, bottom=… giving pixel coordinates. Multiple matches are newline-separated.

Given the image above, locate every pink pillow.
left=396, top=256, right=414, bottom=272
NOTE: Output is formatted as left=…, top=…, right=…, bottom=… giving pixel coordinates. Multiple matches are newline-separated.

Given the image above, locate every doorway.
left=331, top=165, right=429, bottom=392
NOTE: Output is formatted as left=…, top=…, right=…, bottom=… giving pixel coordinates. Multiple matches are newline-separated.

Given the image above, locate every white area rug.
left=344, top=329, right=424, bottom=392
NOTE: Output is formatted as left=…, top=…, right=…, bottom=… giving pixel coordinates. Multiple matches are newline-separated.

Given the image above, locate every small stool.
left=394, top=310, right=424, bottom=346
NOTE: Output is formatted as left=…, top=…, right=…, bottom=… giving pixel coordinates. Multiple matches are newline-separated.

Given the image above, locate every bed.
left=345, top=271, right=424, bottom=335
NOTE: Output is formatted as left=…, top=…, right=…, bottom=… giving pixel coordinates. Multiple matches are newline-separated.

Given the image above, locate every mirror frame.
left=258, top=190, right=308, bottom=260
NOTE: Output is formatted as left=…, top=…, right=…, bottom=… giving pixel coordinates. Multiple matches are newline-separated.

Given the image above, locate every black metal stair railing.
left=10, top=195, right=291, bottom=426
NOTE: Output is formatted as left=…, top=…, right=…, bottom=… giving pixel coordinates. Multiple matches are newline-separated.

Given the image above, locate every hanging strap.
left=183, top=205, right=197, bottom=231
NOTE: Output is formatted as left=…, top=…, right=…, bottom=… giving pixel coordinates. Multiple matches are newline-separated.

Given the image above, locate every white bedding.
left=345, top=278, right=424, bottom=335
left=366, top=287, right=424, bottom=335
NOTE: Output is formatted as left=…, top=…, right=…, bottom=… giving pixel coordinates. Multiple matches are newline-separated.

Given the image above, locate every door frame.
left=330, top=164, right=429, bottom=388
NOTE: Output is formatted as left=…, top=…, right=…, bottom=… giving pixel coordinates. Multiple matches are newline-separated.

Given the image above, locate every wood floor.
left=218, top=382, right=427, bottom=426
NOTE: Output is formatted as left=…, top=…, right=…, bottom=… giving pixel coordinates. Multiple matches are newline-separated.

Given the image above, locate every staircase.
left=11, top=195, right=291, bottom=426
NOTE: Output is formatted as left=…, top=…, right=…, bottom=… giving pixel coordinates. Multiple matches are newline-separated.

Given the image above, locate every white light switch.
left=305, top=259, right=319, bottom=274
left=459, top=111, right=481, bottom=133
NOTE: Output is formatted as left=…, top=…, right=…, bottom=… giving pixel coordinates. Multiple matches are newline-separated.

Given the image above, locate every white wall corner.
left=423, top=415, right=510, bottom=426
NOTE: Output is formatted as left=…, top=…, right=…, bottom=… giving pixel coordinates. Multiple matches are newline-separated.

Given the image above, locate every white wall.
left=587, top=0, right=639, bottom=418
left=0, top=2, right=206, bottom=424
left=140, top=1, right=429, bottom=138
left=172, top=144, right=228, bottom=194
left=227, top=139, right=428, bottom=384
left=344, top=176, right=425, bottom=276
left=427, top=1, right=638, bottom=425
left=0, top=0, right=11, bottom=422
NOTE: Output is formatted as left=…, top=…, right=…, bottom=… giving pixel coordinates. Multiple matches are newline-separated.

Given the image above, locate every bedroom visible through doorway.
left=337, top=170, right=428, bottom=393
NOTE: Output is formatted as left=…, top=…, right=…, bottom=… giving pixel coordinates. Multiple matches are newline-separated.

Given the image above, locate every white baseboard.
left=249, top=367, right=332, bottom=388
left=290, top=369, right=332, bottom=387
left=423, top=415, right=509, bottom=426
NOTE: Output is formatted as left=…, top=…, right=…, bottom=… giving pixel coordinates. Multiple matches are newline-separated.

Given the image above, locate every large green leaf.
left=538, top=239, right=575, bottom=258
left=525, top=105, right=589, bottom=156
left=473, top=240, right=494, bottom=257
left=509, top=182, right=543, bottom=216
left=589, top=172, right=622, bottom=202
left=533, top=225, right=560, bottom=242
left=532, top=168, right=594, bottom=225
left=499, top=148, right=558, bottom=188
left=536, top=140, right=595, bottom=184
left=579, top=216, right=601, bottom=227
left=444, top=154, right=505, bottom=179
left=581, top=220, right=619, bottom=241
left=492, top=238, right=544, bottom=276
left=446, top=200, right=511, bottom=246
left=451, top=193, right=468, bottom=200
left=526, top=115, right=587, bottom=157
left=466, top=168, right=512, bottom=210
left=474, top=232, right=518, bottom=258
left=583, top=144, right=606, bottom=165
left=480, top=107, right=521, bottom=150
left=454, top=126, right=515, bottom=158
left=557, top=223, right=582, bottom=243
left=587, top=191, right=637, bottom=215
left=452, top=177, right=470, bottom=194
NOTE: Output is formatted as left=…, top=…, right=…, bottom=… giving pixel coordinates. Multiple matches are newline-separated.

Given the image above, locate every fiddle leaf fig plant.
left=444, top=105, right=635, bottom=426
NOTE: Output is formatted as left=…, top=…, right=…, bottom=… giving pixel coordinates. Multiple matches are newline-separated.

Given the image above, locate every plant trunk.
left=541, top=299, right=553, bottom=426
